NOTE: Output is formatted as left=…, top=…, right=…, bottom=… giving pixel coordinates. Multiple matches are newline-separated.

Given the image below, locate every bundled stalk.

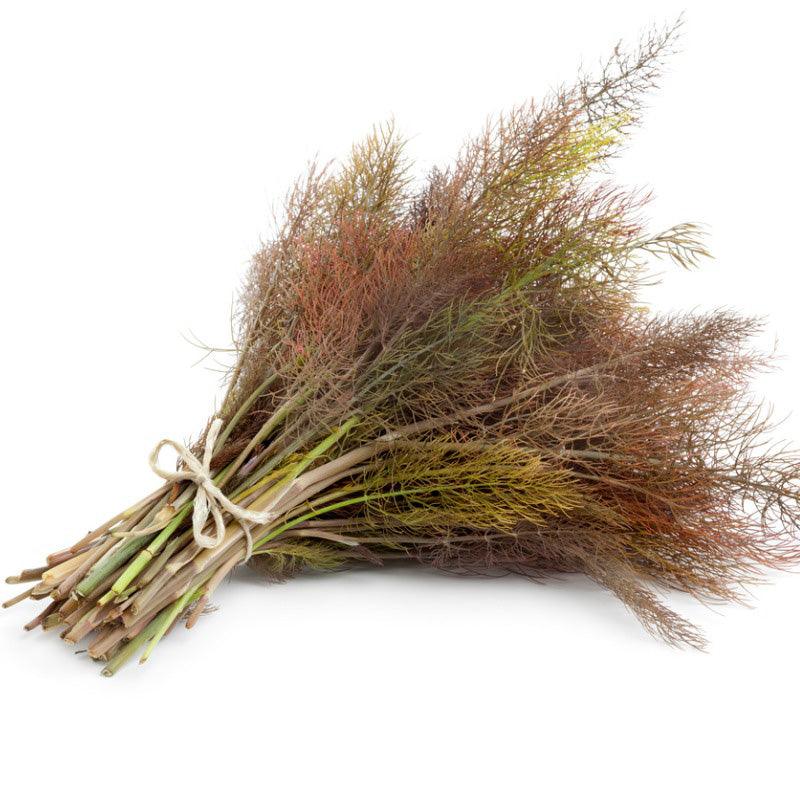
left=7, top=19, right=800, bottom=673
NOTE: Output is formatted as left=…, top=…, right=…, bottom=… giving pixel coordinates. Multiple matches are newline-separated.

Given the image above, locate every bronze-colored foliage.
left=7, top=18, right=800, bottom=672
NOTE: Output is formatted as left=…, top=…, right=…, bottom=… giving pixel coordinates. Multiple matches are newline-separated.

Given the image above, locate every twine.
left=141, top=418, right=276, bottom=562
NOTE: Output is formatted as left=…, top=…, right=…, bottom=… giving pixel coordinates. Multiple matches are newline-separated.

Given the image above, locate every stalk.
left=217, top=391, right=311, bottom=489
left=138, top=585, right=204, bottom=664
left=212, top=371, right=279, bottom=455
left=75, top=534, right=157, bottom=598
left=99, top=504, right=193, bottom=604
left=101, top=607, right=172, bottom=677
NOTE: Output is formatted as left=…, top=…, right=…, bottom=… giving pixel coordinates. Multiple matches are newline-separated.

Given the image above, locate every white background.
left=1, top=1, right=798, bottom=797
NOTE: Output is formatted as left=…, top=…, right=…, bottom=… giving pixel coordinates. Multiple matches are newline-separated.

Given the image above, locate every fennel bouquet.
left=7, top=20, right=800, bottom=674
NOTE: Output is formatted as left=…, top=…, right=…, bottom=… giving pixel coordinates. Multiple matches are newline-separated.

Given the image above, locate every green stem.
left=252, top=484, right=448, bottom=551
left=217, top=390, right=311, bottom=489
left=101, top=608, right=172, bottom=677
left=247, top=416, right=360, bottom=517
left=76, top=534, right=157, bottom=598
left=98, top=504, right=193, bottom=604
left=236, top=429, right=313, bottom=492
left=289, top=416, right=359, bottom=480
left=138, top=585, right=204, bottom=665
left=213, top=371, right=279, bottom=456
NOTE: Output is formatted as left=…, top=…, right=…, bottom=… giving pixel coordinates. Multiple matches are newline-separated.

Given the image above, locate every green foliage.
left=252, top=542, right=349, bottom=581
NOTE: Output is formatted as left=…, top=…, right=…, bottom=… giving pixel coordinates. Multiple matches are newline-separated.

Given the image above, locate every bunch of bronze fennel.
left=6, top=21, right=800, bottom=674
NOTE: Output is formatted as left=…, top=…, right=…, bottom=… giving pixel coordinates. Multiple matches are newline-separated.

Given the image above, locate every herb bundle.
left=7, top=20, right=800, bottom=673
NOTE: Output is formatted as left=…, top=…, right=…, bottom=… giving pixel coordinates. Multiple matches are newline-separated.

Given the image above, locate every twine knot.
left=147, top=418, right=274, bottom=562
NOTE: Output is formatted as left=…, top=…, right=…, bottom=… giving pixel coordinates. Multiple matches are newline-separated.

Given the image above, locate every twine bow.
left=146, top=418, right=275, bottom=562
